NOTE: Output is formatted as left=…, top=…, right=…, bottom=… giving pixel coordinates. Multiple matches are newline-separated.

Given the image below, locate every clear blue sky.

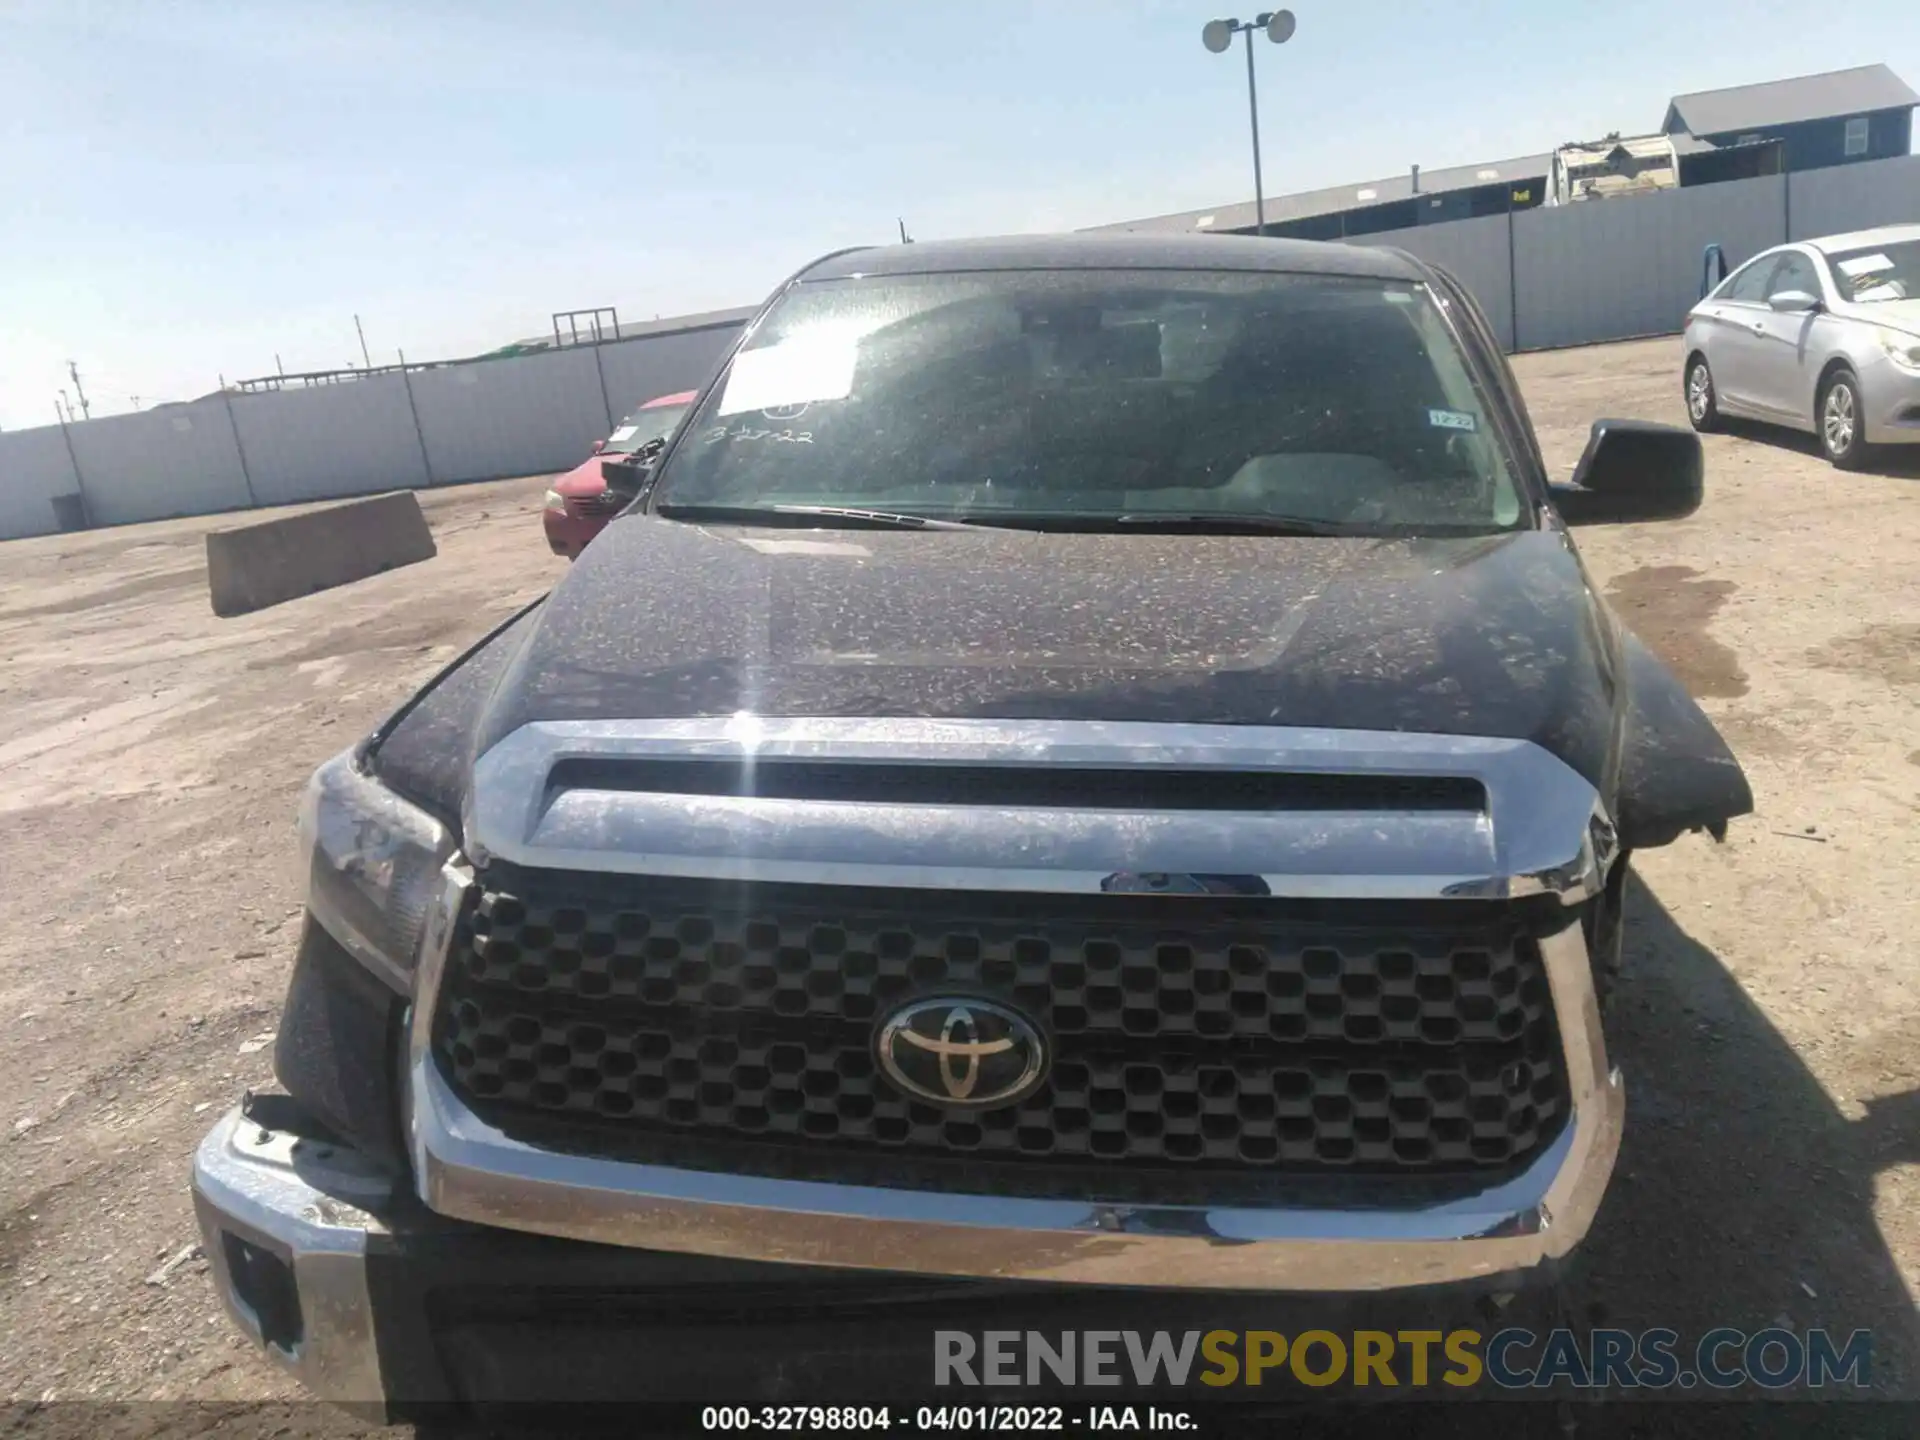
left=3, top=0, right=1915, bottom=430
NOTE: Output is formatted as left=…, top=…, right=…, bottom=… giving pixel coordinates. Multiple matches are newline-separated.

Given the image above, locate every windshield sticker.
left=1428, top=408, right=1478, bottom=432
left=718, top=336, right=858, bottom=416
left=1382, top=289, right=1417, bottom=305
left=606, top=425, right=639, bottom=443
left=1836, top=253, right=1892, bottom=277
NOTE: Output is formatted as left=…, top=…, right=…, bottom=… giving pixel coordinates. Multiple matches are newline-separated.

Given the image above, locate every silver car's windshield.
left=1824, top=240, right=1920, bottom=304
left=651, top=269, right=1526, bottom=535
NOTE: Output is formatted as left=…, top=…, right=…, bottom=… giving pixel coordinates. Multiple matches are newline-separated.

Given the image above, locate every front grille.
left=570, top=491, right=626, bottom=517
left=435, top=869, right=1568, bottom=1180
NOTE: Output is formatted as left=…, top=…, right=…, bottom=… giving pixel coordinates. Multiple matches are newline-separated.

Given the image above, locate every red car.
left=542, top=390, right=697, bottom=558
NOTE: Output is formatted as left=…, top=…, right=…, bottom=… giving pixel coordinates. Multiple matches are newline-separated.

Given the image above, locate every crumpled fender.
left=363, top=596, right=547, bottom=832
left=1613, top=630, right=1754, bottom=849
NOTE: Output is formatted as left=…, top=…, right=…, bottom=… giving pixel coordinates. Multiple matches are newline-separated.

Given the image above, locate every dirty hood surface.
left=475, top=514, right=1618, bottom=787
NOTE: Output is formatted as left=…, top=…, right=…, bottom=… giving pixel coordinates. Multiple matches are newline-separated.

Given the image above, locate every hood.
left=1846, top=296, right=1920, bottom=337
left=551, top=453, right=609, bottom=498
left=473, top=514, right=1619, bottom=789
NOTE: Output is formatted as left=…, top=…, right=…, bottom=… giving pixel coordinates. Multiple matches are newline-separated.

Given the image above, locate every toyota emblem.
left=875, top=997, right=1047, bottom=1109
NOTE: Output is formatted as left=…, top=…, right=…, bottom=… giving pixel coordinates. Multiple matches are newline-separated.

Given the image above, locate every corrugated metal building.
left=1662, top=63, right=1918, bottom=174
left=1085, top=152, right=1551, bottom=242
left=1089, top=64, right=1916, bottom=240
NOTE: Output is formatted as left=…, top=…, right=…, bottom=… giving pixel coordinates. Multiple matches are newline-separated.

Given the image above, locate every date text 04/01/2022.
left=700, top=1406, right=1198, bottom=1431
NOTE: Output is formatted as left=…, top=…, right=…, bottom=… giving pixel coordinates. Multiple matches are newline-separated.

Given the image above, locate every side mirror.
left=600, top=438, right=666, bottom=495
left=1550, top=418, right=1702, bottom=526
left=1767, top=289, right=1821, bottom=313
left=591, top=439, right=607, bottom=455
left=600, top=454, right=646, bottom=490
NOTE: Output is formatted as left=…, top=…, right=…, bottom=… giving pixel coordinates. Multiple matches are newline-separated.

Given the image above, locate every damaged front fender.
left=363, top=597, right=547, bottom=832
left=1612, top=630, right=1754, bottom=850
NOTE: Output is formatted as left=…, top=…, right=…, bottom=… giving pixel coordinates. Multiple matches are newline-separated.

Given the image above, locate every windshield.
left=1824, top=240, right=1920, bottom=304
left=602, top=401, right=690, bottom=455
left=650, top=269, right=1525, bottom=533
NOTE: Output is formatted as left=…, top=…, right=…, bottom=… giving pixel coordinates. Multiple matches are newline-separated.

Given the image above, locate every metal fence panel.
left=230, top=375, right=429, bottom=507
left=1349, top=214, right=1517, bottom=351
left=1512, top=174, right=1786, bottom=350
left=597, top=326, right=743, bottom=419
left=66, top=401, right=253, bottom=526
left=1787, top=153, right=1920, bottom=240
left=10, top=168, right=1914, bottom=545
left=0, top=425, right=86, bottom=541
left=408, top=347, right=611, bottom=485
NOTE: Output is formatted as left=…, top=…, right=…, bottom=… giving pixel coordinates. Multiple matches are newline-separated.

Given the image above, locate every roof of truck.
left=799, top=232, right=1428, bottom=283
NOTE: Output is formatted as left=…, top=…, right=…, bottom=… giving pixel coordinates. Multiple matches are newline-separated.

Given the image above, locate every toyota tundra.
left=190, top=234, right=1753, bottom=1417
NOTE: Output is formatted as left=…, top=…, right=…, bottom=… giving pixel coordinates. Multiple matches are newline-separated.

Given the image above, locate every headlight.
left=543, top=488, right=567, bottom=513
left=1879, top=329, right=1920, bottom=373
left=298, top=749, right=455, bottom=992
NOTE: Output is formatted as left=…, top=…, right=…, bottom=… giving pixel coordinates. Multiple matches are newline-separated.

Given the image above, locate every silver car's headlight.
left=298, top=749, right=455, bottom=992
left=1879, top=328, right=1920, bottom=374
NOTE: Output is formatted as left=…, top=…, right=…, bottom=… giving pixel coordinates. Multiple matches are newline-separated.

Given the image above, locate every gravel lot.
left=1, top=337, right=1916, bottom=1424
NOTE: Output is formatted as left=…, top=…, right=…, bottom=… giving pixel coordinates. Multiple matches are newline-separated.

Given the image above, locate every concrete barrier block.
left=206, top=491, right=437, bottom=618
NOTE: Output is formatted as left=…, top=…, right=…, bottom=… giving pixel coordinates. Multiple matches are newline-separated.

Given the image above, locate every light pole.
left=1202, top=11, right=1296, bottom=235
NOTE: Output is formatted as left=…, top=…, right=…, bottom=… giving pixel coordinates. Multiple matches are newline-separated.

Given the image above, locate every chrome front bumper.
left=191, top=1109, right=394, bottom=1412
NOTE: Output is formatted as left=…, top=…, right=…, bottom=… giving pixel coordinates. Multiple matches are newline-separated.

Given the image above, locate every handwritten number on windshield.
left=701, top=424, right=815, bottom=446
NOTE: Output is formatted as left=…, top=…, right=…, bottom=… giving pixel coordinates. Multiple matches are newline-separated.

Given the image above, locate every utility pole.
left=58, top=389, right=73, bottom=424
left=354, top=315, right=372, bottom=370
left=66, top=361, right=91, bottom=420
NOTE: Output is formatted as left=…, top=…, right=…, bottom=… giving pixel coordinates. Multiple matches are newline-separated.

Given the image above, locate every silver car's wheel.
left=1684, top=357, right=1720, bottom=433
left=1819, top=370, right=1868, bottom=470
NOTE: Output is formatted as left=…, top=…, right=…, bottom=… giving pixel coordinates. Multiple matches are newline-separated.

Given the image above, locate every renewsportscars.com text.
left=933, top=1328, right=1872, bottom=1391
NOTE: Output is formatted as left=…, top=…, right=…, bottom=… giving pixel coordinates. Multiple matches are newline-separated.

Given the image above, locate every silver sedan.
left=1682, top=223, right=1920, bottom=469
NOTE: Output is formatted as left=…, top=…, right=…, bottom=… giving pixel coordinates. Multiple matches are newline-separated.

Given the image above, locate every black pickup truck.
left=193, top=233, right=1752, bottom=1417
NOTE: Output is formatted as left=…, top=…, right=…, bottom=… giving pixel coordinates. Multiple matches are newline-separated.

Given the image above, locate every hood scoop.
left=544, top=756, right=1486, bottom=814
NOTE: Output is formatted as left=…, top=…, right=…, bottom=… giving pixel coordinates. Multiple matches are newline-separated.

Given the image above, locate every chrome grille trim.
left=404, top=903, right=1622, bottom=1289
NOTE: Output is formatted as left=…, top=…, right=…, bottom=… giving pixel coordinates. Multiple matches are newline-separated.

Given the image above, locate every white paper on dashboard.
left=1837, top=253, right=1893, bottom=277
left=718, top=339, right=857, bottom=416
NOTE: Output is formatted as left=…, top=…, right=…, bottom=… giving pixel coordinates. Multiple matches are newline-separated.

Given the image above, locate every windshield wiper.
left=654, top=504, right=1374, bottom=536
left=1112, top=513, right=1359, bottom=536
left=653, top=502, right=980, bottom=531
left=773, top=504, right=983, bottom=530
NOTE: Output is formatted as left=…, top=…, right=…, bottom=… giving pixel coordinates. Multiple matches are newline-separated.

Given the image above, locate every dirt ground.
left=1, top=337, right=1917, bottom=1422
